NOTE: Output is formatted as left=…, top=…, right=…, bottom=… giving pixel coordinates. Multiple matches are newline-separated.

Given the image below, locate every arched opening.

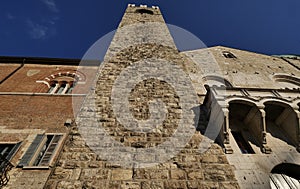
left=264, top=101, right=299, bottom=149
left=273, top=74, right=300, bottom=89
left=135, top=9, right=154, bottom=15
left=228, top=101, right=262, bottom=154
left=48, top=81, right=58, bottom=93
left=57, top=82, right=67, bottom=94
left=66, top=81, right=77, bottom=94
left=203, top=75, right=233, bottom=88
left=270, top=163, right=300, bottom=188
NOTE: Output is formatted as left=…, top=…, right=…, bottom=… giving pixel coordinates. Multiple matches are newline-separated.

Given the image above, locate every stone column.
left=50, top=83, right=59, bottom=94
left=259, top=107, right=272, bottom=154
left=61, top=83, right=70, bottom=94
left=222, top=108, right=233, bottom=154
left=295, top=110, right=300, bottom=153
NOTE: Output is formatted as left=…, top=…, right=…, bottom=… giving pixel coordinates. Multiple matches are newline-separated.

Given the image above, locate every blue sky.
left=0, top=0, right=299, bottom=59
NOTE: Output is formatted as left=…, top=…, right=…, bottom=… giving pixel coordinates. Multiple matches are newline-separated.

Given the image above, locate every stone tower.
left=1, top=4, right=299, bottom=189
left=45, top=4, right=239, bottom=189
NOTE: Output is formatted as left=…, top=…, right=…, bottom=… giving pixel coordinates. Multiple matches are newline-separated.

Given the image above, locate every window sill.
left=22, top=166, right=50, bottom=170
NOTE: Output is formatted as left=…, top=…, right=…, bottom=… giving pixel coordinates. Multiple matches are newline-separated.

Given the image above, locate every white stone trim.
left=36, top=80, right=50, bottom=88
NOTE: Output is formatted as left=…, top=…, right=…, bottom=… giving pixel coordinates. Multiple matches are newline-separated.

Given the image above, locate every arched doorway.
left=270, top=163, right=300, bottom=188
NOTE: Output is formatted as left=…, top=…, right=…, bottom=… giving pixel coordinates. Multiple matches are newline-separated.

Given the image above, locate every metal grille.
left=0, top=154, right=14, bottom=187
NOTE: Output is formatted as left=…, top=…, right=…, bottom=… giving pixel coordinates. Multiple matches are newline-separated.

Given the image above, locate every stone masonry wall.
left=45, top=5, right=239, bottom=189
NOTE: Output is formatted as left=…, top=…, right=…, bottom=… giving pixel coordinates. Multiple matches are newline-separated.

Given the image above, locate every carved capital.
left=261, top=144, right=272, bottom=154
left=224, top=144, right=233, bottom=154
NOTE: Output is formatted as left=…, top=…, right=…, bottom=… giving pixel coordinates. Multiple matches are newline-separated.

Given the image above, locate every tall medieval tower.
left=1, top=4, right=299, bottom=189
left=45, top=4, right=239, bottom=189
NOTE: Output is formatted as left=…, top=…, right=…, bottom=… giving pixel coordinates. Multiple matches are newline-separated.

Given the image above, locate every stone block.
left=170, top=169, right=187, bottom=180
left=111, top=169, right=133, bottom=180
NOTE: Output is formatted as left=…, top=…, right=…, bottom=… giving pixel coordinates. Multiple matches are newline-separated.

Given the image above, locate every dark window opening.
left=33, top=135, right=62, bottom=166
left=0, top=144, right=14, bottom=159
left=67, top=82, right=76, bottom=94
left=223, top=51, right=236, bottom=58
left=0, top=142, right=22, bottom=161
left=232, top=131, right=255, bottom=154
left=48, top=83, right=57, bottom=93
left=135, top=9, right=154, bottom=15
left=33, top=135, right=52, bottom=166
left=57, top=83, right=66, bottom=94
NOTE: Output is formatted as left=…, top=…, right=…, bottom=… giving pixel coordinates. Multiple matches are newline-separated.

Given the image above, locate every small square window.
left=223, top=51, right=236, bottom=58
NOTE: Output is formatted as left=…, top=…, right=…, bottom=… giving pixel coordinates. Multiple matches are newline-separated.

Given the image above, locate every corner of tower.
left=117, top=4, right=165, bottom=28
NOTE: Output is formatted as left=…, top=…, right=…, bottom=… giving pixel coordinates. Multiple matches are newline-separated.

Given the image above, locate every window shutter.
left=5, top=141, right=22, bottom=161
left=38, top=135, right=61, bottom=166
left=17, top=134, right=44, bottom=167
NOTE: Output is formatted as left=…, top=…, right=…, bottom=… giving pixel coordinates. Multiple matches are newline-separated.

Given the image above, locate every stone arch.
left=273, top=74, right=300, bottom=89
left=227, top=99, right=264, bottom=154
left=260, top=98, right=293, bottom=107
left=226, top=96, right=259, bottom=106
left=202, top=75, right=233, bottom=88
left=270, top=163, right=300, bottom=188
left=263, top=100, right=299, bottom=150
left=293, top=99, right=300, bottom=111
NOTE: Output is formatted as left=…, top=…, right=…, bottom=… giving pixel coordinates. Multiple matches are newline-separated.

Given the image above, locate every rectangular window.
left=17, top=134, right=63, bottom=168
left=231, top=131, right=255, bottom=154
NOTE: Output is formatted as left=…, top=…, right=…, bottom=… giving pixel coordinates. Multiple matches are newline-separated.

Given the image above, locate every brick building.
left=1, top=4, right=300, bottom=189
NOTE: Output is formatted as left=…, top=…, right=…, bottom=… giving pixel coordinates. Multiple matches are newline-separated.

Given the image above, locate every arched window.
left=38, top=71, right=84, bottom=94
left=67, top=82, right=76, bottom=94
left=48, top=82, right=58, bottom=94
left=57, top=82, right=67, bottom=94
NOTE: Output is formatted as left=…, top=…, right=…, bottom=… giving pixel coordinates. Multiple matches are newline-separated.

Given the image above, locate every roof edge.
left=0, top=56, right=100, bottom=66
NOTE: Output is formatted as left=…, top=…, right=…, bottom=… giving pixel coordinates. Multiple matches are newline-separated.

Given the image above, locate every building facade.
left=0, top=4, right=300, bottom=189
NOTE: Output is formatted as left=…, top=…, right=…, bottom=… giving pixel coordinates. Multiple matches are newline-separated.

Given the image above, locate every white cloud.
left=6, top=13, right=15, bottom=20
left=41, top=0, right=59, bottom=12
left=26, top=20, right=48, bottom=39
